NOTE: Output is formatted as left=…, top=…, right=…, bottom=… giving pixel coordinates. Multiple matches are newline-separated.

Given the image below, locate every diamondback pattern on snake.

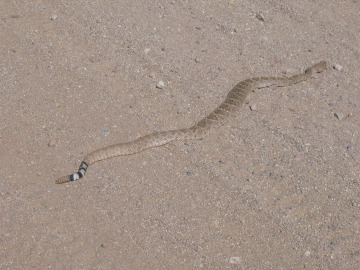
left=56, top=61, right=326, bottom=184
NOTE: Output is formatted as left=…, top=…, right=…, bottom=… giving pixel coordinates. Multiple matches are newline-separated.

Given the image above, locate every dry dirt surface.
left=1, top=0, right=360, bottom=269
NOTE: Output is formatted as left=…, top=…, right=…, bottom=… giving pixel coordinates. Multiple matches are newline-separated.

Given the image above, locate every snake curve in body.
left=56, top=61, right=326, bottom=184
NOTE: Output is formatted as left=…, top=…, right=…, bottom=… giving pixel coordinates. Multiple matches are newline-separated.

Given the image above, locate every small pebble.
left=186, top=171, right=192, bottom=176
left=50, top=14, right=58, bottom=20
left=250, top=104, right=257, bottom=111
left=102, top=130, right=110, bottom=136
left=256, top=13, right=265, bottom=22
left=283, top=68, right=296, bottom=75
left=334, top=112, right=345, bottom=120
left=195, top=57, right=200, bottom=63
left=347, top=144, right=355, bottom=151
left=218, top=67, right=224, bottom=71
left=269, top=172, right=274, bottom=179
left=48, top=139, right=57, bottom=147
left=229, top=257, right=241, bottom=264
left=260, top=36, right=269, bottom=43
left=144, top=48, right=151, bottom=54
left=304, top=250, right=311, bottom=257
left=333, top=64, right=343, bottom=71
left=156, top=80, right=165, bottom=89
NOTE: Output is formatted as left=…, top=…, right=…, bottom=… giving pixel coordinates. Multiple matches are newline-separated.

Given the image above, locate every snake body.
left=56, top=61, right=326, bottom=184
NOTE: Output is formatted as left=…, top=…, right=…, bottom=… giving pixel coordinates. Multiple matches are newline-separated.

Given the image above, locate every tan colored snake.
left=56, top=61, right=326, bottom=184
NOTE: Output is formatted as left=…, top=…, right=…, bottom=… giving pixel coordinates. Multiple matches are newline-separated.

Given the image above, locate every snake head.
left=306, top=61, right=327, bottom=74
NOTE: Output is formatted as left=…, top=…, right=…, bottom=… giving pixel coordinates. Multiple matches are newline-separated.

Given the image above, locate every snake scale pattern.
left=56, top=61, right=326, bottom=184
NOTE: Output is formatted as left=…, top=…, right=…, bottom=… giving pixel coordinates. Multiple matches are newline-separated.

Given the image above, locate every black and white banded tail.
left=55, top=162, right=88, bottom=184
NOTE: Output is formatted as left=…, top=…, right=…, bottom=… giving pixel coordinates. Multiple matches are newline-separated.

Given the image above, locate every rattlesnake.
left=56, top=61, right=326, bottom=184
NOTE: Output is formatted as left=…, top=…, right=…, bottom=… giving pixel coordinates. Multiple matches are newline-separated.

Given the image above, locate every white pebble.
left=50, top=14, right=58, bottom=20
left=102, top=130, right=110, bottom=136
left=283, top=68, right=296, bottom=75
left=333, top=64, right=343, bottom=71
left=250, top=104, right=257, bottom=111
left=229, top=257, right=241, bottom=264
left=144, top=48, right=151, bottom=54
left=156, top=80, right=165, bottom=89
left=260, top=36, right=269, bottom=43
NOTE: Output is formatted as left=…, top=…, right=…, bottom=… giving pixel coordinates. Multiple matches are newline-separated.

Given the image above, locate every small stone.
left=186, top=171, right=192, bottom=176
left=347, top=144, right=355, bottom=151
left=260, top=36, right=269, bottom=43
left=102, top=130, right=110, bottom=136
left=304, top=250, right=311, bottom=257
left=156, top=80, right=165, bottom=89
left=333, top=64, right=343, bottom=71
left=52, top=99, right=61, bottom=107
left=48, top=139, right=57, bottom=147
left=50, top=14, right=58, bottom=20
left=269, top=172, right=274, bottom=179
left=256, top=13, right=265, bottom=22
left=229, top=257, right=241, bottom=264
left=195, top=57, right=200, bottom=63
left=148, top=72, right=155, bottom=78
left=283, top=68, right=296, bottom=75
left=334, top=112, right=345, bottom=120
left=218, top=67, right=224, bottom=71
left=250, top=104, right=256, bottom=111
left=144, top=48, right=151, bottom=54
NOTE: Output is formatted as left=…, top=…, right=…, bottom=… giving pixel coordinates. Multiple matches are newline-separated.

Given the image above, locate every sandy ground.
left=1, top=0, right=359, bottom=269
